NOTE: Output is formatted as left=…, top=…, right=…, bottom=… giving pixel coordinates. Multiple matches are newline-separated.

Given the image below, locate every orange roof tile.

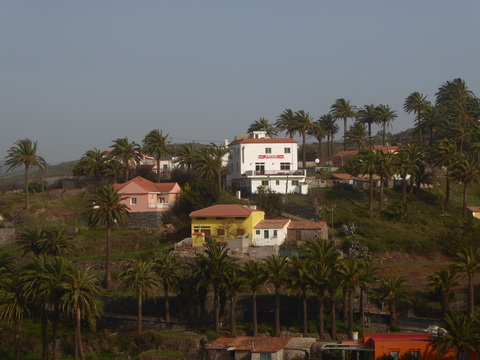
left=254, top=219, right=290, bottom=229
left=229, top=138, right=297, bottom=146
left=208, top=337, right=292, bottom=353
left=288, top=221, right=326, bottom=230
left=332, top=173, right=362, bottom=181
left=190, top=204, right=263, bottom=218
left=114, top=176, right=178, bottom=193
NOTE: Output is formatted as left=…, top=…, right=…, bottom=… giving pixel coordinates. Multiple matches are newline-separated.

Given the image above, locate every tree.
left=427, top=268, right=460, bottom=316
left=454, top=246, right=480, bottom=316
left=374, top=276, right=409, bottom=328
left=142, top=129, right=173, bottom=182
left=5, top=139, right=46, bottom=209
left=319, top=114, right=339, bottom=157
left=306, top=261, right=330, bottom=339
left=430, top=138, right=458, bottom=207
left=288, top=257, right=311, bottom=337
left=72, top=149, right=106, bottom=180
left=308, top=120, right=327, bottom=160
left=350, top=148, right=378, bottom=211
left=404, top=92, right=430, bottom=144
left=330, top=98, right=357, bottom=151
left=196, top=241, right=232, bottom=331
left=293, top=110, right=314, bottom=168
left=255, top=186, right=282, bottom=217
left=87, top=185, right=130, bottom=289
left=344, top=121, right=368, bottom=150
left=241, top=260, right=266, bottom=336
left=154, top=252, right=182, bottom=322
left=223, top=263, right=245, bottom=337
left=248, top=117, right=277, bottom=138
left=393, top=146, right=419, bottom=204
left=450, top=155, right=480, bottom=217
left=264, top=255, right=288, bottom=336
left=356, top=104, right=378, bottom=143
left=118, top=259, right=159, bottom=339
left=60, top=267, right=103, bottom=360
left=174, top=143, right=197, bottom=173
left=276, top=109, right=297, bottom=138
left=430, top=312, right=479, bottom=360
left=325, top=265, right=343, bottom=339
left=109, top=137, right=142, bottom=182
left=201, top=143, right=230, bottom=192
left=375, top=150, right=393, bottom=210
left=339, top=259, right=361, bottom=339
left=375, top=105, right=397, bottom=147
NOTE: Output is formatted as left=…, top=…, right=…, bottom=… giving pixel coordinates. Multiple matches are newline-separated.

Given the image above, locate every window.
left=292, top=180, right=299, bottom=186
left=196, top=217, right=207, bottom=220
left=260, top=353, right=272, bottom=360
left=236, top=228, right=245, bottom=236
left=255, top=162, right=265, bottom=175
left=276, top=180, right=280, bottom=185
left=158, top=198, right=165, bottom=203
left=235, top=217, right=245, bottom=220
left=265, top=147, right=272, bottom=154
left=256, top=230, right=260, bottom=235
left=273, top=230, right=278, bottom=237
left=217, top=229, right=225, bottom=236
left=216, top=217, right=226, bottom=220
left=163, top=164, right=168, bottom=169
left=264, top=230, right=269, bottom=238
left=284, top=147, right=291, bottom=153
left=410, top=351, right=420, bottom=360
left=193, top=226, right=211, bottom=235
left=280, top=162, right=290, bottom=170
left=130, top=198, right=137, bottom=205
left=390, top=351, right=399, bottom=360
left=262, top=180, right=268, bottom=186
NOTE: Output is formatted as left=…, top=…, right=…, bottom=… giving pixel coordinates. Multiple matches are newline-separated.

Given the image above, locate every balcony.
left=147, top=203, right=172, bottom=210
left=243, top=169, right=306, bottom=177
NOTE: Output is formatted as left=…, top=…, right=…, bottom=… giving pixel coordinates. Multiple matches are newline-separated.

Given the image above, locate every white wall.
left=254, top=225, right=288, bottom=246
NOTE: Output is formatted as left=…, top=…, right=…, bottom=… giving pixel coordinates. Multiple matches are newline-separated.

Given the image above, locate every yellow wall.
left=191, top=211, right=265, bottom=246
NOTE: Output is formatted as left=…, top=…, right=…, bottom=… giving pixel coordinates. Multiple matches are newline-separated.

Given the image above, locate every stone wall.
left=128, top=212, right=165, bottom=228
left=0, top=228, right=16, bottom=246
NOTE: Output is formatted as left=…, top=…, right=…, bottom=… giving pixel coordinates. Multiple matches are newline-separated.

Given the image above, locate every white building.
left=253, top=219, right=291, bottom=246
left=226, top=131, right=308, bottom=196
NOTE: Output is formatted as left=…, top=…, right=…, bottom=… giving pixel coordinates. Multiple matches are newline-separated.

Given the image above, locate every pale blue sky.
left=1, top=1, right=479, bottom=163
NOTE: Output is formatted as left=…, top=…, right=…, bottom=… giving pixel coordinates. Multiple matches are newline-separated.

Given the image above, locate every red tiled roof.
left=189, top=204, right=263, bottom=218
left=254, top=219, right=290, bottom=229
left=208, top=337, right=292, bottom=353
left=114, top=176, right=178, bottom=193
left=288, top=221, right=326, bottom=230
left=364, top=334, right=429, bottom=342
left=229, top=138, right=297, bottom=146
left=332, top=173, right=361, bottom=181
left=467, top=206, right=480, bottom=212
left=333, top=146, right=399, bottom=158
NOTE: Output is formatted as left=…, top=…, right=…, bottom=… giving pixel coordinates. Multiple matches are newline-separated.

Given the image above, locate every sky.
left=1, top=1, right=480, bottom=164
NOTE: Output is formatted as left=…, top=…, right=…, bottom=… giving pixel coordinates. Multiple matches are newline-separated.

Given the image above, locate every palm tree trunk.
left=330, top=296, right=337, bottom=340
left=463, top=183, right=468, bottom=217
left=104, top=225, right=112, bottom=289
left=24, top=165, right=30, bottom=209
left=347, top=288, right=354, bottom=340
left=468, top=273, right=474, bottom=316
left=76, top=306, right=86, bottom=360
left=302, top=289, right=308, bottom=337
left=164, top=286, right=170, bottom=322
left=445, top=171, right=451, bottom=207
left=402, top=177, right=407, bottom=204
left=369, top=173, right=374, bottom=211
left=138, top=292, right=143, bottom=339
left=318, top=139, right=323, bottom=160
left=214, top=287, right=220, bottom=332
left=318, top=296, right=325, bottom=340
left=14, top=319, right=20, bottom=360
left=441, top=293, right=448, bottom=316
left=382, top=122, right=386, bottom=147
left=379, top=176, right=385, bottom=210
left=274, top=288, right=280, bottom=337
left=302, top=132, right=307, bottom=169
left=327, top=135, right=331, bottom=157
left=342, top=287, right=348, bottom=321
left=229, top=295, right=236, bottom=337
left=343, top=118, right=347, bottom=151
left=53, top=305, right=59, bottom=360
left=252, top=289, right=258, bottom=336
left=360, top=288, right=365, bottom=330
left=41, top=307, right=48, bottom=360
left=156, top=159, right=161, bottom=183
left=389, top=302, right=396, bottom=328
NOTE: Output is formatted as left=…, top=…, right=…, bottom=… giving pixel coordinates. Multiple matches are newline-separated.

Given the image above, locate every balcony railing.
left=147, top=203, right=172, bottom=210
left=243, top=169, right=306, bottom=177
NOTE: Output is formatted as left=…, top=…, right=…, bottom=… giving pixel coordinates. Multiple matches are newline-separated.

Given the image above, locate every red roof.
left=190, top=204, right=263, bottom=218
left=114, top=176, right=178, bottom=193
left=208, top=337, right=292, bottom=353
left=288, top=221, right=326, bottom=230
left=229, top=138, right=297, bottom=146
left=364, top=334, right=430, bottom=342
left=333, top=146, right=399, bottom=158
left=254, top=219, right=290, bottom=229
left=332, top=173, right=362, bottom=181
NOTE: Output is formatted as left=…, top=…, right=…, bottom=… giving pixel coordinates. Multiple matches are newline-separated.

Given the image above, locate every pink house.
left=113, top=176, right=180, bottom=213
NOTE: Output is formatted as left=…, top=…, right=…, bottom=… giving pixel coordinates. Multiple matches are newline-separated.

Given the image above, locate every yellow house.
left=189, top=204, right=265, bottom=246
left=467, top=206, right=480, bottom=219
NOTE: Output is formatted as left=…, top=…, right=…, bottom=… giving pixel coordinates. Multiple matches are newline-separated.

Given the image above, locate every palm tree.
left=223, top=263, right=245, bottom=337
left=357, top=260, right=378, bottom=332
left=0, top=271, right=30, bottom=360
left=5, top=139, right=47, bottom=209
left=430, top=312, right=479, bottom=360
left=86, top=184, right=130, bottom=289
left=330, top=98, right=357, bottom=151
left=73, top=149, right=106, bottom=180
left=241, top=260, right=267, bottom=336
left=451, top=155, right=480, bottom=217
left=430, top=138, right=457, bottom=207
left=16, top=225, right=48, bottom=257
left=454, top=246, right=480, bottom=316
left=60, top=266, right=103, bottom=360
left=308, top=121, right=327, bottom=160
left=393, top=146, right=419, bottom=204
left=325, top=265, right=343, bottom=340
left=375, top=150, right=393, bottom=210
left=248, top=117, right=277, bottom=138
left=375, top=105, right=397, bottom=147
left=142, top=129, right=173, bottom=182
left=288, top=256, right=311, bottom=337
left=118, top=259, right=160, bottom=339
left=109, top=137, right=142, bottom=181
left=42, top=226, right=75, bottom=257
left=276, top=109, right=297, bottom=138
left=101, top=157, right=124, bottom=183
left=206, top=143, right=230, bottom=192
left=339, top=259, right=361, bottom=339
left=350, top=148, right=378, bottom=211
left=264, top=254, right=288, bottom=336
left=174, top=143, right=197, bottom=173
left=374, top=275, right=409, bottom=328
left=404, top=92, right=430, bottom=144
left=307, top=261, right=330, bottom=339
left=427, top=268, right=460, bottom=316
left=293, top=110, right=314, bottom=168
left=154, top=252, right=182, bottom=322
left=356, top=104, right=377, bottom=143
left=196, top=240, right=232, bottom=331
left=344, top=121, right=368, bottom=150
left=319, top=114, right=339, bottom=158
left=304, top=238, right=336, bottom=264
